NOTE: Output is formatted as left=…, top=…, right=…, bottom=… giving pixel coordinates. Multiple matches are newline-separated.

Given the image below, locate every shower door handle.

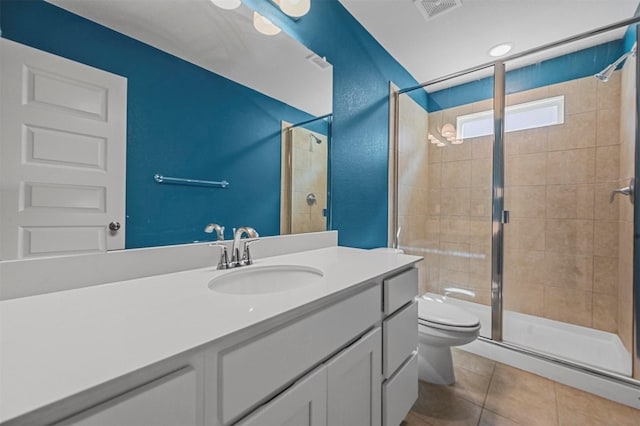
left=609, top=178, right=635, bottom=205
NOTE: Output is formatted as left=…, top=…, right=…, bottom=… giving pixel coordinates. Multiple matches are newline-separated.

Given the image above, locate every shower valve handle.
left=609, top=178, right=635, bottom=205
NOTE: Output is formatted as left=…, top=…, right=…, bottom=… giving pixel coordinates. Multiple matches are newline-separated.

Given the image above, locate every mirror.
left=280, top=115, right=332, bottom=235
left=0, top=0, right=332, bottom=259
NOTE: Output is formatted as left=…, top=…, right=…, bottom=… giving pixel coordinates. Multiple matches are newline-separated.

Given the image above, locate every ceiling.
left=46, top=0, right=332, bottom=116
left=339, top=0, right=639, bottom=89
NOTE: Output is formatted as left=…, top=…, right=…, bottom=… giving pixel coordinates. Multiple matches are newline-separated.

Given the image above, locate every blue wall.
left=428, top=40, right=625, bottom=112
left=0, top=0, right=319, bottom=247
left=245, top=0, right=426, bottom=248
left=1, top=0, right=424, bottom=249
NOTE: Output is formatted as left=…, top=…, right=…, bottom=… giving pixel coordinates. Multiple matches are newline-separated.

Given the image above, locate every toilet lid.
left=418, top=297, right=480, bottom=328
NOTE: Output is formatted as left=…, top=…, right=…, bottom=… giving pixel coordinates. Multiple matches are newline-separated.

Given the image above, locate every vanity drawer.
left=218, top=283, right=381, bottom=424
left=383, top=268, right=418, bottom=315
left=382, top=351, right=418, bottom=426
left=383, top=300, right=418, bottom=378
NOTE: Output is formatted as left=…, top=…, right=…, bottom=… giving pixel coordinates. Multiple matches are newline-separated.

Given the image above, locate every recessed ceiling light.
left=489, top=43, right=513, bottom=57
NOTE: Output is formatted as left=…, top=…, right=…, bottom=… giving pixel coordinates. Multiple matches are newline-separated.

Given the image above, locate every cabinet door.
left=327, top=327, right=382, bottom=426
left=235, top=365, right=327, bottom=426
left=56, top=366, right=202, bottom=426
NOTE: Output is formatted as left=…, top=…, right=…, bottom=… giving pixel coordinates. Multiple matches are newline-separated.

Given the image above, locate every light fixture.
left=279, top=0, right=311, bottom=17
left=253, top=12, right=282, bottom=35
left=210, top=0, right=241, bottom=10
left=427, top=123, right=464, bottom=148
left=489, top=42, right=512, bottom=57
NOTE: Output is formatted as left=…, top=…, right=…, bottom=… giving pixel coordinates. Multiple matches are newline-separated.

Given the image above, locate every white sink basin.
left=208, top=264, right=324, bottom=295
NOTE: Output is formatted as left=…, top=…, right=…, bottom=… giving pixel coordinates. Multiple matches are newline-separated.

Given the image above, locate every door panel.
left=0, top=38, right=127, bottom=259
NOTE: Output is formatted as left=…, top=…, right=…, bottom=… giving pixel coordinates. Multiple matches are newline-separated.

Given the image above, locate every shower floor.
left=425, top=293, right=632, bottom=377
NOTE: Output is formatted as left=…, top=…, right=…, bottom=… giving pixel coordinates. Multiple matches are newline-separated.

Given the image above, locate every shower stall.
left=391, top=16, right=640, bottom=390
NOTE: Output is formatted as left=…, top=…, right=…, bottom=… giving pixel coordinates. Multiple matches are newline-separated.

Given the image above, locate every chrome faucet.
left=204, top=223, right=225, bottom=241
left=231, top=227, right=260, bottom=267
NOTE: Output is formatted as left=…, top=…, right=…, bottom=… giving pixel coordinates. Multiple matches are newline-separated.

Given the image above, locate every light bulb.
left=451, top=139, right=464, bottom=145
left=253, top=12, right=282, bottom=35
left=279, top=0, right=310, bottom=17
left=211, top=0, right=241, bottom=10
left=441, top=123, right=456, bottom=137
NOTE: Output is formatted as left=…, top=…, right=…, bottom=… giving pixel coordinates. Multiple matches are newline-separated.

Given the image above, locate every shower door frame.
left=393, top=15, right=640, bottom=383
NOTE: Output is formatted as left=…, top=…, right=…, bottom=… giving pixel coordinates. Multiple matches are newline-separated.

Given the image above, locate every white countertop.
left=0, top=246, right=421, bottom=423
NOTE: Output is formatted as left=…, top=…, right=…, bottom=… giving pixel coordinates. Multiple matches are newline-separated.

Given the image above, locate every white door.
left=0, top=38, right=127, bottom=259
left=327, top=327, right=382, bottom=426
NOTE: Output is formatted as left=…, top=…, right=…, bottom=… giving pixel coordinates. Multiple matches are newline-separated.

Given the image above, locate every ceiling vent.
left=306, top=53, right=332, bottom=70
left=413, top=0, right=462, bottom=21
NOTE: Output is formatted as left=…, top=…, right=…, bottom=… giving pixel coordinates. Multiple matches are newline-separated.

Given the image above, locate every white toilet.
left=417, top=294, right=481, bottom=385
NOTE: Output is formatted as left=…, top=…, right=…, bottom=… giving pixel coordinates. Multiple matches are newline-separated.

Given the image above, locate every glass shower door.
left=395, top=67, right=495, bottom=338
left=501, top=32, right=636, bottom=377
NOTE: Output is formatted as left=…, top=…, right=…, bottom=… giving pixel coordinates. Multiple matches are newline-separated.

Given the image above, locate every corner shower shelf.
left=153, top=174, right=229, bottom=188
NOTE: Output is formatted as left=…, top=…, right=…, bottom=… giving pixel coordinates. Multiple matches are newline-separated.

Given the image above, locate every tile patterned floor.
left=402, top=349, right=640, bottom=426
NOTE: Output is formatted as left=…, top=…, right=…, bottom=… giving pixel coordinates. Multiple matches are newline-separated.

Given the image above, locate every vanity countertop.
left=0, top=246, right=421, bottom=423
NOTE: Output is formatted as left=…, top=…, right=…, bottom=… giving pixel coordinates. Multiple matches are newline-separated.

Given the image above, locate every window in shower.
left=456, top=95, right=565, bottom=139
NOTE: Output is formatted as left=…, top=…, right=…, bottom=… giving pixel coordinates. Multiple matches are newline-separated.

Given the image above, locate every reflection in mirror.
left=0, top=0, right=332, bottom=260
left=280, top=115, right=332, bottom=235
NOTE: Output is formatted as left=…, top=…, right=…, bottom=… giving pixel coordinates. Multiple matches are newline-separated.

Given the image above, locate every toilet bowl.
left=418, top=294, right=480, bottom=385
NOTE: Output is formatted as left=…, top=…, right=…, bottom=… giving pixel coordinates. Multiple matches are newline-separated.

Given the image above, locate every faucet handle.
left=209, top=242, right=230, bottom=269
left=243, top=238, right=261, bottom=265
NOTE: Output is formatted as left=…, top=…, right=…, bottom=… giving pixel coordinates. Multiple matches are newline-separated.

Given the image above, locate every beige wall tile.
left=441, top=187, right=471, bottom=216
left=425, top=189, right=441, bottom=216
left=593, top=182, right=619, bottom=221
left=440, top=242, right=471, bottom=272
left=547, top=111, right=596, bottom=151
left=548, top=76, right=596, bottom=114
left=593, top=220, right=618, bottom=258
left=546, top=184, right=594, bottom=219
left=596, top=107, right=620, bottom=146
left=547, top=148, right=595, bottom=185
left=471, top=136, right=493, bottom=159
left=443, top=142, right=472, bottom=162
left=472, top=158, right=493, bottom=188
left=595, top=145, right=620, bottom=183
left=592, top=294, right=618, bottom=333
left=440, top=217, right=470, bottom=243
left=469, top=243, right=491, bottom=281
left=543, top=287, right=592, bottom=327
left=596, top=70, right=621, bottom=110
left=468, top=218, right=491, bottom=245
left=503, top=249, right=546, bottom=285
left=506, top=153, right=547, bottom=186
left=427, top=162, right=441, bottom=188
left=505, top=127, right=548, bottom=156
left=506, top=85, right=550, bottom=106
left=545, top=219, right=594, bottom=255
left=428, top=141, right=443, bottom=163
left=504, top=218, right=545, bottom=251
left=443, top=160, right=472, bottom=188
left=471, top=187, right=492, bottom=217
left=593, top=256, right=618, bottom=295
left=544, top=253, right=593, bottom=291
left=505, top=185, right=546, bottom=218
left=504, top=283, right=544, bottom=316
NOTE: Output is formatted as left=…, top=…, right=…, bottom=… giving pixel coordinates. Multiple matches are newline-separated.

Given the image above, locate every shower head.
left=309, top=134, right=322, bottom=144
left=595, top=43, right=636, bottom=82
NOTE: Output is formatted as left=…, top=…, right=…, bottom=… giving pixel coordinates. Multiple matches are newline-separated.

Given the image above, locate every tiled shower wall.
left=290, top=127, right=328, bottom=234
left=618, top=58, right=635, bottom=362
left=402, top=72, right=625, bottom=336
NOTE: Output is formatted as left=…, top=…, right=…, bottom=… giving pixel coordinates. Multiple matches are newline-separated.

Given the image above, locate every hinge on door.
left=502, top=210, right=510, bottom=224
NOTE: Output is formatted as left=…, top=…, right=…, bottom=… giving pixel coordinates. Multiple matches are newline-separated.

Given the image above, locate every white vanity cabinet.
left=3, top=264, right=421, bottom=426
left=53, top=352, right=206, bottom=426
left=381, top=268, right=419, bottom=426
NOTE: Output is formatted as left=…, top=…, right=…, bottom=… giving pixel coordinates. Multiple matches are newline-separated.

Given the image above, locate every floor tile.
left=410, top=380, right=483, bottom=426
left=402, top=411, right=434, bottom=426
left=555, top=383, right=640, bottom=426
left=484, top=364, right=558, bottom=426
left=478, top=409, right=522, bottom=426
left=452, top=348, right=496, bottom=378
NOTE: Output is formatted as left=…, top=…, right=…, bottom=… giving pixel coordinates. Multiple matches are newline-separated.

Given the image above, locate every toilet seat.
left=418, top=296, right=480, bottom=331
